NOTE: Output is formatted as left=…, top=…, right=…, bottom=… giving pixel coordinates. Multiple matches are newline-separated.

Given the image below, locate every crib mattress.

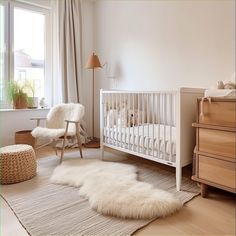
left=104, top=124, right=176, bottom=156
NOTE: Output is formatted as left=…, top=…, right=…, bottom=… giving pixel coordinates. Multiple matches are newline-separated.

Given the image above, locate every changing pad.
left=204, top=89, right=236, bottom=98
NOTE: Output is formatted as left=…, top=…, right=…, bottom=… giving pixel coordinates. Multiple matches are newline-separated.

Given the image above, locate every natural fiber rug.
left=1, top=149, right=199, bottom=236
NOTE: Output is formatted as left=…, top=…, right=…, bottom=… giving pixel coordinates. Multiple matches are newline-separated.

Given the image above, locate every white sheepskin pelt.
left=50, top=159, right=182, bottom=219
left=31, top=103, right=85, bottom=139
left=31, top=127, right=66, bottom=139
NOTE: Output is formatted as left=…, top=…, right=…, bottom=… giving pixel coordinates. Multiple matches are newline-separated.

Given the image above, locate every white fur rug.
left=50, top=159, right=182, bottom=219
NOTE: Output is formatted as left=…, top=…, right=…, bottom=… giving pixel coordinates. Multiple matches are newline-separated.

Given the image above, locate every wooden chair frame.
left=31, top=118, right=83, bottom=163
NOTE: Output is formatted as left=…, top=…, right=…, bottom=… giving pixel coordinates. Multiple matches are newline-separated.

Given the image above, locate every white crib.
left=100, top=88, right=204, bottom=191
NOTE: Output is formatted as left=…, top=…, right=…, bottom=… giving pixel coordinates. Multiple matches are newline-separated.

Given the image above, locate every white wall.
left=0, top=109, right=49, bottom=147
left=92, top=0, right=235, bottom=137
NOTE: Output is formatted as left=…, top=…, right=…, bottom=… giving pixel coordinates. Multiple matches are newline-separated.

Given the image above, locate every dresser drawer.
left=198, top=128, right=236, bottom=159
left=198, top=99, right=236, bottom=128
left=198, top=155, right=236, bottom=189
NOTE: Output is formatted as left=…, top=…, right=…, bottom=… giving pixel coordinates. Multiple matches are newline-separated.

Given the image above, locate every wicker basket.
left=15, top=130, right=36, bottom=147
left=0, top=144, right=37, bottom=184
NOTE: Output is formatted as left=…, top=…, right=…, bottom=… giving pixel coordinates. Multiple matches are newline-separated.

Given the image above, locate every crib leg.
left=176, top=166, right=182, bottom=191
left=100, top=145, right=104, bottom=161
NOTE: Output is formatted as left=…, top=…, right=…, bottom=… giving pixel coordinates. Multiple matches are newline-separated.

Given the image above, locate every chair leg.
left=52, top=139, right=58, bottom=156
left=76, top=123, right=83, bottom=159
left=54, top=146, right=58, bottom=156
left=60, top=123, right=69, bottom=163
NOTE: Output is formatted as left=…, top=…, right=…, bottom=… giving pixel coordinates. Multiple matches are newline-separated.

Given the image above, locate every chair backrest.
left=46, top=103, right=85, bottom=135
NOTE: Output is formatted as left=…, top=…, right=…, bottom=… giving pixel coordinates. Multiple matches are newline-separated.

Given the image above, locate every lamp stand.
left=84, top=68, right=100, bottom=148
left=92, top=68, right=94, bottom=139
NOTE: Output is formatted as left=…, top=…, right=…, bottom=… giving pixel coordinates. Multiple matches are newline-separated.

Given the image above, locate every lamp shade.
left=85, top=53, right=102, bottom=69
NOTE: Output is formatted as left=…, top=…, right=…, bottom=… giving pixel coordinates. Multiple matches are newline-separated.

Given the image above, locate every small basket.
left=15, top=130, right=36, bottom=148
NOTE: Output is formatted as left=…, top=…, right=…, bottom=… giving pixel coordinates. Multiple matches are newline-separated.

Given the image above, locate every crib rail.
left=100, top=90, right=177, bottom=166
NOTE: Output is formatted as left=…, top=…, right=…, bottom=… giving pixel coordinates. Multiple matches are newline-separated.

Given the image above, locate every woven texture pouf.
left=0, top=144, right=37, bottom=184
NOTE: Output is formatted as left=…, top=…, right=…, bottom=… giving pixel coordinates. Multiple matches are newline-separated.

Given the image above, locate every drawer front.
left=198, top=155, right=236, bottom=189
left=198, top=100, right=236, bottom=128
left=199, top=128, right=236, bottom=159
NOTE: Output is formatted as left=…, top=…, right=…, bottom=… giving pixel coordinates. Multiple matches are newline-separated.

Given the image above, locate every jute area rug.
left=1, top=149, right=199, bottom=236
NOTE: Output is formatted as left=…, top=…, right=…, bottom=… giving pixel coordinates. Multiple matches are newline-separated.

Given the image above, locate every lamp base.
left=84, top=137, right=100, bottom=148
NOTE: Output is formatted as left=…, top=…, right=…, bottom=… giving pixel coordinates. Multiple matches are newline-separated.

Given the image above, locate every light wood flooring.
left=1, top=146, right=235, bottom=236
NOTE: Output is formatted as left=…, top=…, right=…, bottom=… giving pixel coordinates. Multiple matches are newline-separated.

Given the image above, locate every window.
left=14, top=8, right=45, bottom=98
left=0, top=1, right=51, bottom=108
left=0, top=4, right=5, bottom=101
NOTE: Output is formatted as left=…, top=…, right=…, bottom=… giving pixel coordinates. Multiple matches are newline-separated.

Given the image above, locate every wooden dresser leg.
left=201, top=183, right=208, bottom=198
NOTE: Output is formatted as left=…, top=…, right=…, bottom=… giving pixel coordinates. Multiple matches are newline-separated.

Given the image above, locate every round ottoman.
left=0, top=144, right=37, bottom=184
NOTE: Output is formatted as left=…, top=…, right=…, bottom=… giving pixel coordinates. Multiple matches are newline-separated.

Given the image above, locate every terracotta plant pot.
left=14, top=93, right=28, bottom=109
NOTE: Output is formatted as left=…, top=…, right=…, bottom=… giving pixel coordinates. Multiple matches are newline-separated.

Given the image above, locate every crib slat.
left=115, top=94, right=118, bottom=145
left=132, top=93, right=135, bottom=151
left=104, top=94, right=106, bottom=143
left=164, top=93, right=167, bottom=160
left=124, top=94, right=126, bottom=148
left=111, top=93, right=115, bottom=145
left=137, top=93, right=140, bottom=153
left=108, top=94, right=111, bottom=144
left=124, top=93, right=126, bottom=148
left=128, top=93, right=131, bottom=150
left=155, top=94, right=157, bottom=158
left=142, top=93, right=145, bottom=154
left=147, top=94, right=150, bottom=155
left=119, top=93, right=122, bottom=148
left=158, top=94, right=161, bottom=158
left=169, top=94, right=173, bottom=161
left=152, top=93, right=154, bottom=157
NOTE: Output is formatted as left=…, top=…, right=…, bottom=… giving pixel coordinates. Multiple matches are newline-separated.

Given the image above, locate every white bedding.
left=204, top=89, right=236, bottom=98
left=104, top=124, right=176, bottom=156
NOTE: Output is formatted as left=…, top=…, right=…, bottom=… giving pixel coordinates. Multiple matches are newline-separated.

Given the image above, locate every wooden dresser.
left=192, top=98, right=236, bottom=197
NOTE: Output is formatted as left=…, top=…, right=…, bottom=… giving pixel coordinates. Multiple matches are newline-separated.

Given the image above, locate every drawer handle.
left=200, top=97, right=212, bottom=118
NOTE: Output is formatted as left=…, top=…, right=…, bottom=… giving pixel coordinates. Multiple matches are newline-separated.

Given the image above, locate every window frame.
left=0, top=1, right=9, bottom=106
left=0, top=0, right=52, bottom=108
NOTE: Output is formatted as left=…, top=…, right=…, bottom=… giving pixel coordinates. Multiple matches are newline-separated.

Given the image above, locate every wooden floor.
left=1, top=146, right=235, bottom=236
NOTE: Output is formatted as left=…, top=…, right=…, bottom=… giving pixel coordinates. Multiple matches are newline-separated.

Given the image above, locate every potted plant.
left=7, top=80, right=28, bottom=109
left=25, top=80, right=38, bottom=109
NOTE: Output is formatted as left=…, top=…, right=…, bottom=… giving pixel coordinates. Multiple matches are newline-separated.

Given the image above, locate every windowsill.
left=0, top=108, right=50, bottom=112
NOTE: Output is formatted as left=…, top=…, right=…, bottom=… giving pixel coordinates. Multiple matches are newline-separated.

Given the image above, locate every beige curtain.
left=52, top=0, right=88, bottom=143
left=58, top=0, right=83, bottom=103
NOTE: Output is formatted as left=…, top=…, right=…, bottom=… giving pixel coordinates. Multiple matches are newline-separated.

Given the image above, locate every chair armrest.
left=65, top=120, right=80, bottom=124
left=31, top=118, right=47, bottom=127
left=30, top=118, right=47, bottom=120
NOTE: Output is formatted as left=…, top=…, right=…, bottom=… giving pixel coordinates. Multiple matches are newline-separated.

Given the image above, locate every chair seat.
left=31, top=127, right=75, bottom=139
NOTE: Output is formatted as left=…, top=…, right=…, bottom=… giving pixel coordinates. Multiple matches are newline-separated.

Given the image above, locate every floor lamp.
left=85, top=53, right=102, bottom=148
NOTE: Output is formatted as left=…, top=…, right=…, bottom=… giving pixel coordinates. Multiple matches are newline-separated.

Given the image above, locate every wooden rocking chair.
left=31, top=103, right=84, bottom=163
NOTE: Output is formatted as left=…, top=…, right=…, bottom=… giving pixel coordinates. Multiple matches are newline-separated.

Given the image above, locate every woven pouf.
left=0, top=144, right=37, bottom=184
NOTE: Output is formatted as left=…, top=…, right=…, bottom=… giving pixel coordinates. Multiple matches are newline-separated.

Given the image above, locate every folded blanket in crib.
left=204, top=89, right=236, bottom=98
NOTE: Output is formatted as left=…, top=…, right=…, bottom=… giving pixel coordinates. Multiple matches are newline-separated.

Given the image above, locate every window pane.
left=0, top=5, right=5, bottom=101
left=14, top=8, right=45, bottom=98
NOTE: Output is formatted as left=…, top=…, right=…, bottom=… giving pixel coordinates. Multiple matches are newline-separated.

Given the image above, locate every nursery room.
left=0, top=0, right=235, bottom=235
